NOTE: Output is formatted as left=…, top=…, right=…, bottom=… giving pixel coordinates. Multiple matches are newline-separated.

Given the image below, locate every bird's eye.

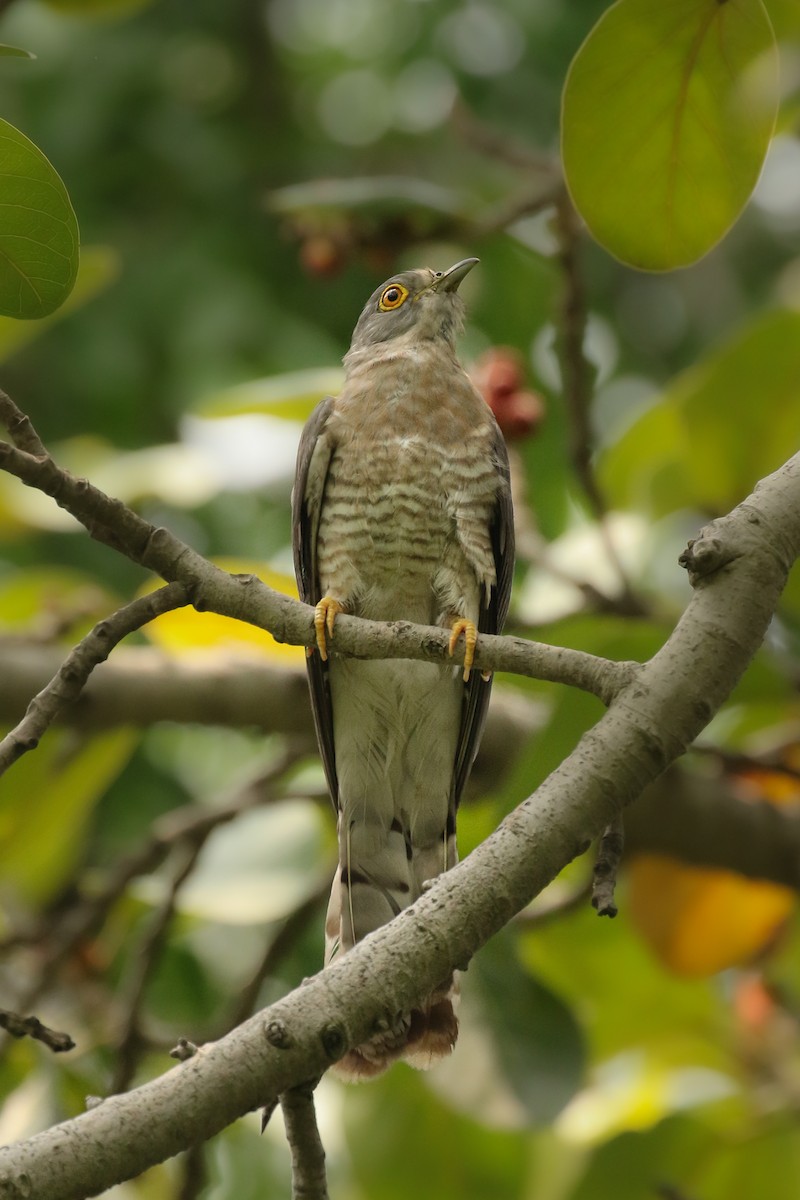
left=378, top=283, right=409, bottom=312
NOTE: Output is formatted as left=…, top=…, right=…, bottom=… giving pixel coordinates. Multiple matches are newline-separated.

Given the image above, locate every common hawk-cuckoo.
left=292, top=258, right=514, bottom=1078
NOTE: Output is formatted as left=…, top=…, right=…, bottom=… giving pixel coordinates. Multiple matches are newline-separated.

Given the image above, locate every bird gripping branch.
left=292, top=258, right=514, bottom=1078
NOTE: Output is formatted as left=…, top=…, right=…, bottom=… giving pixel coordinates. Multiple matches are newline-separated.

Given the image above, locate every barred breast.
left=317, top=345, right=499, bottom=628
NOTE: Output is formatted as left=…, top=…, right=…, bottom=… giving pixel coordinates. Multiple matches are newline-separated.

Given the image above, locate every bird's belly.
left=358, top=505, right=449, bottom=620
left=318, top=453, right=459, bottom=623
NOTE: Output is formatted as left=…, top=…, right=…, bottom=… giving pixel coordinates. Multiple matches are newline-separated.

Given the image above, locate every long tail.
left=325, top=658, right=462, bottom=1079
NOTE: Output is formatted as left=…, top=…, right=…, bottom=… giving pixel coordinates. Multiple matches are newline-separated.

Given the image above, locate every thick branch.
left=1, top=453, right=797, bottom=1199
left=5, top=635, right=788, bottom=889
left=625, top=768, right=800, bottom=887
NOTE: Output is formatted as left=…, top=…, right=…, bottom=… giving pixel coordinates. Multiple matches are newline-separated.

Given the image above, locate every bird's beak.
left=433, top=257, right=479, bottom=293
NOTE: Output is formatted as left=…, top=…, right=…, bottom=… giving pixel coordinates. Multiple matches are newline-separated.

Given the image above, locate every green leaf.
left=471, top=931, right=586, bottom=1124
left=0, top=118, right=79, bottom=317
left=205, top=1122, right=292, bottom=1200
left=519, top=902, right=728, bottom=1071
left=344, top=1066, right=528, bottom=1200
left=569, top=1115, right=716, bottom=1200
left=599, top=308, right=800, bottom=516
left=762, top=0, right=800, bottom=38
left=696, top=1121, right=800, bottom=1200
left=0, top=245, right=119, bottom=363
left=0, top=727, right=138, bottom=905
left=0, top=45, right=36, bottom=59
left=562, top=0, right=779, bottom=270
left=146, top=939, right=224, bottom=1026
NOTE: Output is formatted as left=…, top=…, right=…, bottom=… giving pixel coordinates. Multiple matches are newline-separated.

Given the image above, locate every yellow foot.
left=448, top=617, right=478, bottom=682
left=314, top=596, right=344, bottom=661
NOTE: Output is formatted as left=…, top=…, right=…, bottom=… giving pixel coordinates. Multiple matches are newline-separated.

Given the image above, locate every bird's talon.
left=314, top=596, right=344, bottom=661
left=448, top=618, right=478, bottom=682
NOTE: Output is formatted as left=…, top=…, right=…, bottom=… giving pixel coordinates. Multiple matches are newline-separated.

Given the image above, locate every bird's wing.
left=453, top=422, right=515, bottom=804
left=292, top=395, right=338, bottom=807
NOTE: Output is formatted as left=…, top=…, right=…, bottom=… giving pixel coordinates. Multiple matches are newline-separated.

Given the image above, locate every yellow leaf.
left=628, top=853, right=795, bottom=977
left=140, top=559, right=303, bottom=664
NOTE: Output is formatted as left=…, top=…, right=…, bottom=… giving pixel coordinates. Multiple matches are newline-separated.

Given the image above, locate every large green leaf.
left=562, top=0, right=779, bottom=269
left=571, top=1112, right=800, bottom=1200
left=470, top=931, right=586, bottom=1124
left=569, top=1115, right=717, bottom=1200
left=0, top=245, right=119, bottom=363
left=0, top=119, right=79, bottom=317
left=599, top=308, right=800, bottom=516
left=344, top=1065, right=528, bottom=1200
left=520, top=902, right=728, bottom=1072
left=0, top=727, right=137, bottom=905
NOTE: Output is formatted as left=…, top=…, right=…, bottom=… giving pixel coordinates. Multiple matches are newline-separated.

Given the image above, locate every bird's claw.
left=448, top=617, right=478, bottom=682
left=314, top=596, right=344, bottom=660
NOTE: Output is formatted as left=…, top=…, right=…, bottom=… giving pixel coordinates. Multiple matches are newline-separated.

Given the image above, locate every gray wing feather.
left=292, top=396, right=338, bottom=807
left=453, top=421, right=515, bottom=804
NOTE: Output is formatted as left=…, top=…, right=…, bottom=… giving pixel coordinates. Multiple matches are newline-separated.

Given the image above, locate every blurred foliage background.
left=1, top=0, right=800, bottom=1197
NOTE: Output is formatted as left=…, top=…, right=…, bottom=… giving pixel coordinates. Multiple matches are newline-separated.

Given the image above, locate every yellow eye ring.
left=378, top=283, right=409, bottom=312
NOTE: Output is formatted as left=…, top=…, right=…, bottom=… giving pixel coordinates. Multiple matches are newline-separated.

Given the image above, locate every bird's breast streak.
left=318, top=429, right=492, bottom=620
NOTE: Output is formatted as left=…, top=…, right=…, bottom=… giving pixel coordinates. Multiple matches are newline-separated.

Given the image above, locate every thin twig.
left=177, top=1143, right=207, bottom=1200
left=0, top=1008, right=74, bottom=1052
left=514, top=879, right=592, bottom=927
left=451, top=98, right=558, bottom=174
left=101, top=749, right=307, bottom=1093
left=552, top=196, right=644, bottom=615
left=225, top=883, right=329, bottom=1033
left=0, top=584, right=190, bottom=778
left=473, top=183, right=562, bottom=236
left=110, top=839, right=207, bottom=1094
left=510, top=446, right=653, bottom=617
left=553, top=195, right=601, bottom=513
left=0, top=748, right=305, bottom=1078
left=280, top=1079, right=329, bottom=1200
left=592, top=816, right=625, bottom=917
left=0, top=388, right=46, bottom=454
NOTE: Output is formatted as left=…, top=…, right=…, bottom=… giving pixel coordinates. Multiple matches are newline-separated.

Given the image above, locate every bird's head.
left=346, top=258, right=478, bottom=357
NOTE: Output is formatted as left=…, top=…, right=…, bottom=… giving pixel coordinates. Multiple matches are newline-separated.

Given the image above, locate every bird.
left=292, top=257, right=514, bottom=1079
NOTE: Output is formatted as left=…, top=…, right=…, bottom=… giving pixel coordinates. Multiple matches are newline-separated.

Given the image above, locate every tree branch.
left=0, top=584, right=190, bottom=777
left=0, top=747, right=307, bottom=1041
left=0, top=1010, right=74, bottom=1053
left=552, top=195, right=644, bottom=614
left=280, top=1080, right=329, bottom=1200
left=625, top=766, right=800, bottom=888
left=0, top=452, right=797, bottom=1199
left=109, top=838, right=208, bottom=1095
left=0, top=392, right=633, bottom=706
left=592, top=816, right=624, bottom=917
